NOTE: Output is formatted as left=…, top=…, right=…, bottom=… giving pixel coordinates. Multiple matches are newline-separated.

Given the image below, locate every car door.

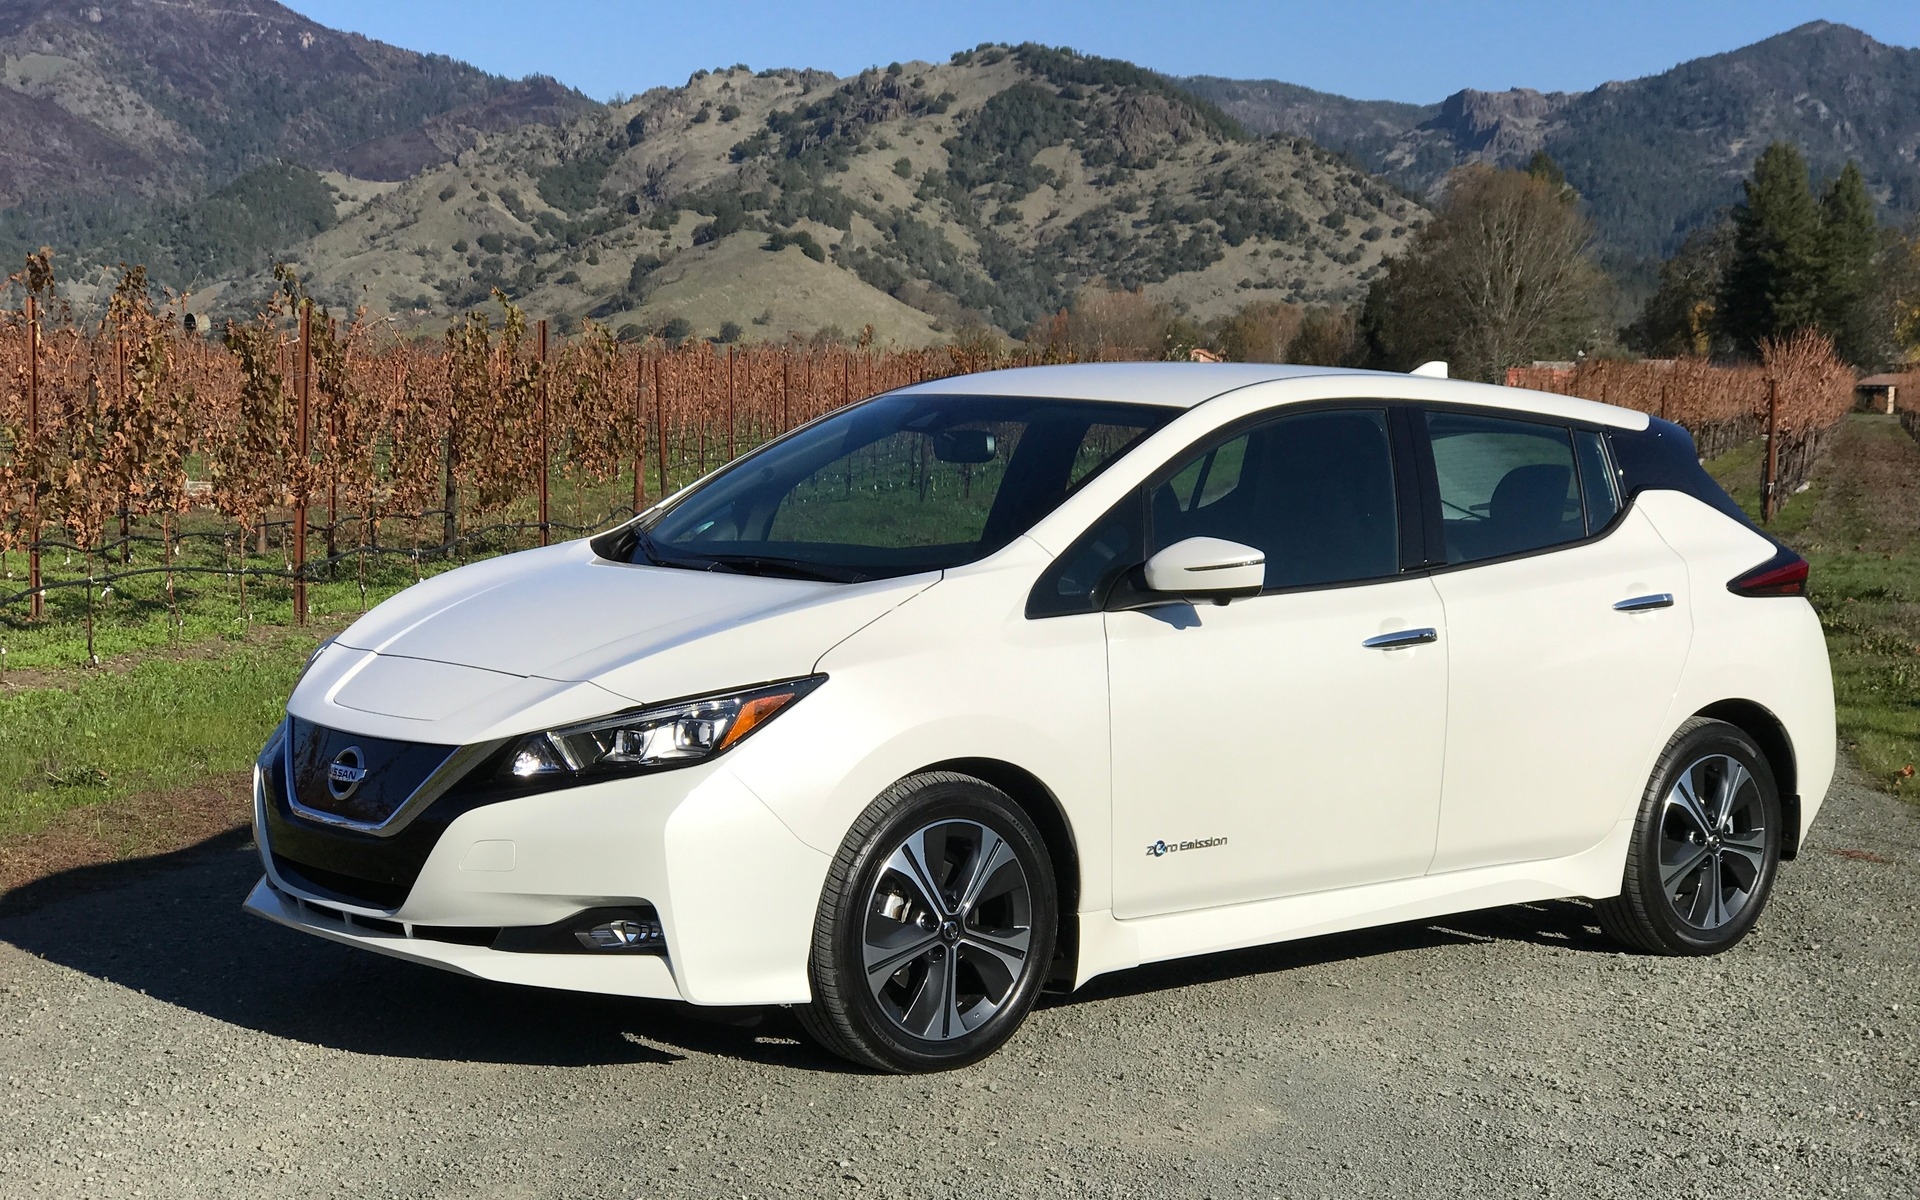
left=1104, top=406, right=1449, bottom=920
left=1419, top=408, right=1693, bottom=874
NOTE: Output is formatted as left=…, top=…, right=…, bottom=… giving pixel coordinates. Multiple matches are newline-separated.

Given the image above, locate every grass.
left=1, top=546, right=457, bottom=674
left=1705, top=413, right=1920, bottom=795
left=0, top=636, right=318, bottom=838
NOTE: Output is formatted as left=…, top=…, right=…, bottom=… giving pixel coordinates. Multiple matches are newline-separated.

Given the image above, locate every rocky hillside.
left=0, top=0, right=589, bottom=264
left=234, top=44, right=1422, bottom=344
left=1182, top=21, right=1920, bottom=260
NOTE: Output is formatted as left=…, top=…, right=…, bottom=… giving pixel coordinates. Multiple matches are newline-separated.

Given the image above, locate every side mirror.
left=1137, top=537, right=1265, bottom=606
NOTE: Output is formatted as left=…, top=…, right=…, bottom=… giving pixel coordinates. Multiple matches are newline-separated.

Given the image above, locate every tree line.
left=1032, top=144, right=1919, bottom=382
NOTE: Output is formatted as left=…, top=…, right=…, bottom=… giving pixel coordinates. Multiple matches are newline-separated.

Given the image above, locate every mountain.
left=0, top=0, right=592, bottom=267
left=218, top=44, right=1423, bottom=344
left=1175, top=76, right=1438, bottom=163
left=1181, top=22, right=1920, bottom=261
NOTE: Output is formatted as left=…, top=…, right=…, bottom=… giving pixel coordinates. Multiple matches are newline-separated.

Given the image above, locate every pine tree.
left=1526, top=150, right=1572, bottom=198
left=1817, top=160, right=1879, bottom=364
left=1717, top=142, right=1824, bottom=354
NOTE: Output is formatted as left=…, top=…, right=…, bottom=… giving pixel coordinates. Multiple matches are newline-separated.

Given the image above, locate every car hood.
left=298, top=540, right=936, bottom=740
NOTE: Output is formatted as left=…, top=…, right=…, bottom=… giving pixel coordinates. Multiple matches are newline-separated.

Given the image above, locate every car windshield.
left=628, top=393, right=1177, bottom=582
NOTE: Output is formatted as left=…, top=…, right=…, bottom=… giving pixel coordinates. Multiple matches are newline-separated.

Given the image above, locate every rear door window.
left=1426, top=411, right=1584, bottom=564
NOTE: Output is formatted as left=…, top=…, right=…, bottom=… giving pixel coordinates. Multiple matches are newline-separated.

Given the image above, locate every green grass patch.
left=0, top=638, right=316, bottom=837
left=1, top=544, right=460, bottom=674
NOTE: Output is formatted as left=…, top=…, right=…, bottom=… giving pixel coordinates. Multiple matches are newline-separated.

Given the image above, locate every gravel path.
left=2, top=758, right=1914, bottom=1200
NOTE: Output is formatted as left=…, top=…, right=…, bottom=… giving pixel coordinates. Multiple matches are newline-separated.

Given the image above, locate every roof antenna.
left=1410, top=361, right=1449, bottom=379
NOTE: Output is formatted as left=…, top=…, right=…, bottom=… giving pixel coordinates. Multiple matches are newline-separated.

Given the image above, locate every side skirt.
left=1071, top=818, right=1631, bottom=988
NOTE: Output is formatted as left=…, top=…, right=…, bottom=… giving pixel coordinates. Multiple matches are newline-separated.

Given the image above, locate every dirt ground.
left=0, top=774, right=249, bottom=908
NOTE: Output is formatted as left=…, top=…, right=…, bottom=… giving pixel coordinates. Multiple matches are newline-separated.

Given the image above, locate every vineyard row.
left=0, top=277, right=1860, bottom=629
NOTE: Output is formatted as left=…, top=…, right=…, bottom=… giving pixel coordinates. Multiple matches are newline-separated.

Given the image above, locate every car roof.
left=897, top=362, right=1649, bottom=430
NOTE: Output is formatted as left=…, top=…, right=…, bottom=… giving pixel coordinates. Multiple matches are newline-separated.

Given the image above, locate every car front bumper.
left=245, top=753, right=833, bottom=1006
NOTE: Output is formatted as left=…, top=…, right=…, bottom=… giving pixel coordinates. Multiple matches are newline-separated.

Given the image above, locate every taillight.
left=1727, top=549, right=1809, bottom=597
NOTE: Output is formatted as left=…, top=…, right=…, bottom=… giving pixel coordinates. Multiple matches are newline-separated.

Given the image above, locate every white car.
left=246, top=363, right=1835, bottom=1072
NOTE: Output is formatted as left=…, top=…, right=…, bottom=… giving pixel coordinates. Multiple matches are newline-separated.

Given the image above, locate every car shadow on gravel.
left=0, top=831, right=853, bottom=1072
left=0, top=830, right=1624, bottom=1071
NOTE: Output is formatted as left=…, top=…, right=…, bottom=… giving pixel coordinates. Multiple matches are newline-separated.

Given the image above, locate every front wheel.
left=1597, top=717, right=1782, bottom=955
left=798, top=772, right=1057, bottom=1072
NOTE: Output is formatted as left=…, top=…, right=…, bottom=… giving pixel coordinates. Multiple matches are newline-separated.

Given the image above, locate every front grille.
left=286, top=717, right=455, bottom=827
left=261, top=730, right=499, bottom=912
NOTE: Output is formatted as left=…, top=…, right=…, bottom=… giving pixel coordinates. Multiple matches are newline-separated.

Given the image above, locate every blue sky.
left=283, top=1, right=1920, bottom=104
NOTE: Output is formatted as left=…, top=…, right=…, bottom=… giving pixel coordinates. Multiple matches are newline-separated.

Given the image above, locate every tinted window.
left=640, top=395, right=1173, bottom=581
left=1427, top=412, right=1583, bottom=564
left=1150, top=409, right=1399, bottom=590
left=1575, top=429, right=1620, bottom=533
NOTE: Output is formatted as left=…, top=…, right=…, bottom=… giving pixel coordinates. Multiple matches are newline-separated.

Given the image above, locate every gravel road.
left=2, top=757, right=1915, bottom=1200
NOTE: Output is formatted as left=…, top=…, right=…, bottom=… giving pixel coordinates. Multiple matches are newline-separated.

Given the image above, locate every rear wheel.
left=1597, top=717, right=1782, bottom=955
left=798, top=772, right=1057, bottom=1072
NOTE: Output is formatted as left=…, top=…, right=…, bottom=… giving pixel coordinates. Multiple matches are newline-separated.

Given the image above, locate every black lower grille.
left=272, top=853, right=411, bottom=909
left=413, top=925, right=501, bottom=947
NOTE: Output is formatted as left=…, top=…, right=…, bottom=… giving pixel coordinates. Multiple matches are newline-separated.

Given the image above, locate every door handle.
left=1362, top=627, right=1438, bottom=650
left=1612, top=593, right=1674, bottom=612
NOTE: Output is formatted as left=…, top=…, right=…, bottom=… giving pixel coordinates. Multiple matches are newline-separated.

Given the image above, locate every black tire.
left=1596, top=717, right=1782, bottom=955
left=798, top=771, right=1057, bottom=1073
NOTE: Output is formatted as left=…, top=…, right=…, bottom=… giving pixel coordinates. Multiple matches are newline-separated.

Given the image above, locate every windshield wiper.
left=631, top=528, right=665, bottom=566
left=695, top=554, right=868, bottom=584
left=630, top=531, right=866, bottom=583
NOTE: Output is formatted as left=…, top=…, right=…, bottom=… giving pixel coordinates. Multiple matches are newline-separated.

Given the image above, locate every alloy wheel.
left=1658, top=753, right=1769, bottom=931
left=862, top=819, right=1035, bottom=1042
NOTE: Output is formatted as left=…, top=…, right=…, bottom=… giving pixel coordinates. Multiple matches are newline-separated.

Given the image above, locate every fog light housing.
left=575, top=918, right=664, bottom=951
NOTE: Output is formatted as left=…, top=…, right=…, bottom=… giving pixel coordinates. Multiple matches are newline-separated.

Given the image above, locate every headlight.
left=500, top=676, right=823, bottom=787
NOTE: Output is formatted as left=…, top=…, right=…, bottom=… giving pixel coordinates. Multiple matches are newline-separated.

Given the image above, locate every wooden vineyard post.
left=537, top=318, right=550, bottom=546
left=326, top=317, right=340, bottom=568
left=115, top=329, right=129, bottom=564
left=653, top=353, right=668, bottom=499
left=782, top=351, right=791, bottom=432
left=1762, top=376, right=1780, bottom=525
left=442, top=423, right=459, bottom=549
left=725, top=345, right=736, bottom=461
left=293, top=300, right=311, bottom=626
left=641, top=349, right=656, bottom=510
left=25, top=295, right=41, bottom=621
left=265, top=341, right=286, bottom=556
